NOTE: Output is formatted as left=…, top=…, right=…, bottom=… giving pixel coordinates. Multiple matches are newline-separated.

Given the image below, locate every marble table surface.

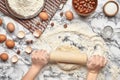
left=0, top=0, right=120, bottom=80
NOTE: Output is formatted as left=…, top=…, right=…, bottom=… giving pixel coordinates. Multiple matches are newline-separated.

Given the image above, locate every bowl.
left=72, top=0, right=98, bottom=16
left=103, top=1, right=119, bottom=17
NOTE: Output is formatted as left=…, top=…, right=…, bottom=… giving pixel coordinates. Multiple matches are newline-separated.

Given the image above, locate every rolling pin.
left=49, top=50, right=87, bottom=65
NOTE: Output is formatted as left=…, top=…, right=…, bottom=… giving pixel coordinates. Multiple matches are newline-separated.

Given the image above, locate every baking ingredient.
left=65, top=11, right=74, bottom=20
left=25, top=46, right=32, bottom=54
left=7, top=22, right=15, bottom=33
left=17, top=50, right=21, bottom=55
left=33, top=30, right=42, bottom=38
left=51, top=22, right=54, bottom=27
left=50, top=45, right=87, bottom=71
left=6, top=0, right=44, bottom=19
left=0, top=53, right=9, bottom=61
left=0, top=18, right=3, bottom=25
left=17, top=31, right=25, bottom=39
left=5, top=39, right=15, bottom=49
left=0, top=34, right=7, bottom=43
left=103, top=1, right=119, bottom=17
left=39, top=12, right=49, bottom=21
left=11, top=55, right=18, bottom=63
left=26, top=40, right=33, bottom=44
left=73, top=0, right=97, bottom=16
left=64, top=24, right=67, bottom=28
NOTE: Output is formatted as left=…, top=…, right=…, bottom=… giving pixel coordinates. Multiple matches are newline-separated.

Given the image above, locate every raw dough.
left=33, top=22, right=107, bottom=72
left=5, top=0, right=44, bottom=19
left=56, top=45, right=82, bottom=71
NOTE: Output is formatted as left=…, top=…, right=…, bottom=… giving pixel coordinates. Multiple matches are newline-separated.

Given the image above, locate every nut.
left=72, top=0, right=97, bottom=16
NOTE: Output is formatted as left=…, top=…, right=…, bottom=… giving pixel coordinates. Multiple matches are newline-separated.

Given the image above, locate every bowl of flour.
left=5, top=0, right=45, bottom=19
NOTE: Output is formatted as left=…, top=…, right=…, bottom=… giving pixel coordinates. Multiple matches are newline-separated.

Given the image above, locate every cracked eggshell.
left=25, top=46, right=32, bottom=54
left=17, top=31, right=25, bottom=39
left=11, top=55, right=18, bottom=63
left=33, top=30, right=42, bottom=38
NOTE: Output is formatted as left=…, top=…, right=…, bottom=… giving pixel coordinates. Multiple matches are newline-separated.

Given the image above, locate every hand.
left=87, top=55, right=107, bottom=74
left=31, top=50, right=49, bottom=69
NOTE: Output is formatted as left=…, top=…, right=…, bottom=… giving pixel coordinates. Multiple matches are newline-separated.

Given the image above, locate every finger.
left=103, top=58, right=107, bottom=66
left=100, top=57, right=104, bottom=67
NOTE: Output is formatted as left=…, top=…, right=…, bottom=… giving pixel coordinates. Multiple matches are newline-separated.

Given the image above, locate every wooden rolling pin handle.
left=49, top=50, right=88, bottom=65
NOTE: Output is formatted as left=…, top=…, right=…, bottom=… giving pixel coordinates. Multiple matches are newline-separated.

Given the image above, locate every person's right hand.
left=87, top=55, right=107, bottom=74
left=31, top=50, right=49, bottom=69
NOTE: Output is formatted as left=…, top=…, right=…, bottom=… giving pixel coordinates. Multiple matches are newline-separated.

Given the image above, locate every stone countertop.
left=0, top=0, right=120, bottom=80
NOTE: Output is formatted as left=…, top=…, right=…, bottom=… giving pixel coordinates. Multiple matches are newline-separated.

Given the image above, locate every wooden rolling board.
left=0, top=0, right=67, bottom=33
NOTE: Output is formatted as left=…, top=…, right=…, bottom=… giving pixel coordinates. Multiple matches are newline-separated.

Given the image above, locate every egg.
left=65, top=11, right=74, bottom=20
left=0, top=53, right=9, bottom=61
left=7, top=22, right=15, bottom=33
left=39, top=12, right=49, bottom=21
left=5, top=39, right=15, bottom=49
left=0, top=18, right=3, bottom=26
left=0, top=34, right=7, bottom=43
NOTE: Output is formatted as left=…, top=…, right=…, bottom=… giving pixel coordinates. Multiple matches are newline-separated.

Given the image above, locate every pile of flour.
left=7, top=0, right=44, bottom=18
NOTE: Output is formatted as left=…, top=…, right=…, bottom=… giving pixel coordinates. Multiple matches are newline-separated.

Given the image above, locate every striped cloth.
left=0, top=0, right=67, bottom=33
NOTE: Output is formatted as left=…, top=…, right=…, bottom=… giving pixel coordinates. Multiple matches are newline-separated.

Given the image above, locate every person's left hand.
left=31, top=50, right=49, bottom=69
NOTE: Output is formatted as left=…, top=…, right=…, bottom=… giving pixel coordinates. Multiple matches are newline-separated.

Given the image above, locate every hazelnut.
left=5, top=39, right=15, bottom=49
left=0, top=53, right=9, bottom=61
left=0, top=34, right=7, bottom=43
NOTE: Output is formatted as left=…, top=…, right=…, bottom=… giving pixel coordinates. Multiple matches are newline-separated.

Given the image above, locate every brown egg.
left=7, top=22, right=15, bottom=33
left=0, top=53, right=9, bottom=61
left=0, top=18, right=3, bottom=26
left=0, top=34, right=7, bottom=43
left=39, top=12, right=49, bottom=21
left=5, top=39, right=15, bottom=49
left=65, top=11, right=74, bottom=20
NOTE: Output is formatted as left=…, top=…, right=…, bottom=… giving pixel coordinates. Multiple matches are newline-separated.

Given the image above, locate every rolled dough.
left=56, top=45, right=82, bottom=71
